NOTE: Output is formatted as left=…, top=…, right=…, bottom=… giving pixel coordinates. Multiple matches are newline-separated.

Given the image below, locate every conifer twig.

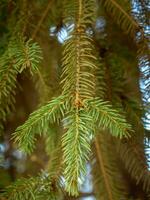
left=108, top=0, right=139, bottom=28
left=101, top=0, right=145, bottom=38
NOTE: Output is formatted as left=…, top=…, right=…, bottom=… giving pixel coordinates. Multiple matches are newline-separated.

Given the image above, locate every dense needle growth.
left=0, top=0, right=149, bottom=199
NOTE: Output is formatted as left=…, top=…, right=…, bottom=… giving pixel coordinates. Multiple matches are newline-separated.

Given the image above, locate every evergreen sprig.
left=1, top=173, right=59, bottom=200
left=61, top=0, right=97, bottom=100
left=0, top=0, right=149, bottom=199
left=0, top=37, right=42, bottom=133
left=61, top=34, right=97, bottom=99
left=12, top=0, right=132, bottom=196
left=100, top=0, right=143, bottom=37
left=62, top=110, right=93, bottom=195
left=118, top=140, right=150, bottom=193
left=13, top=38, right=42, bottom=74
left=85, top=98, right=131, bottom=138
left=13, top=95, right=66, bottom=153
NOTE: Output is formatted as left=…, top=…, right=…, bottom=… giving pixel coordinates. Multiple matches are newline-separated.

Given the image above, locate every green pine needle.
left=85, top=98, right=132, bottom=138
left=12, top=96, right=66, bottom=153
left=62, top=109, right=94, bottom=196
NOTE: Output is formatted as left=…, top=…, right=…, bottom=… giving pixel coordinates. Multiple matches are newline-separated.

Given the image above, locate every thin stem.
left=94, top=137, right=113, bottom=200
left=32, top=0, right=53, bottom=40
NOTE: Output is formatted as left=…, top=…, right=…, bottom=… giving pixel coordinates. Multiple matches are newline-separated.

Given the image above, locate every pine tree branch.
left=118, top=140, right=150, bottom=192
left=0, top=38, right=42, bottom=133
left=62, top=110, right=93, bottom=196
left=100, top=0, right=145, bottom=37
left=107, top=0, right=139, bottom=28
left=1, top=173, right=59, bottom=200
left=12, top=95, right=66, bottom=153
left=86, top=98, right=132, bottom=138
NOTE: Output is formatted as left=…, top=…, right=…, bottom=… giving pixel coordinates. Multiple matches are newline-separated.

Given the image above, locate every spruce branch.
left=61, top=34, right=97, bottom=100
left=85, top=98, right=132, bottom=138
left=100, top=0, right=144, bottom=37
left=62, top=110, right=93, bottom=196
left=11, top=0, right=133, bottom=197
left=60, top=0, right=98, bottom=195
left=0, top=38, right=42, bottom=133
left=118, top=139, right=150, bottom=193
left=61, top=0, right=97, bottom=102
left=1, top=173, right=59, bottom=200
left=13, top=95, right=66, bottom=153
left=1, top=0, right=149, bottom=199
left=14, top=38, right=42, bottom=74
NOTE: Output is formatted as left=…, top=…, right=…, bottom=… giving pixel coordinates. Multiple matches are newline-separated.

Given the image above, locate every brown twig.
left=32, top=0, right=53, bottom=40
left=94, top=137, right=113, bottom=200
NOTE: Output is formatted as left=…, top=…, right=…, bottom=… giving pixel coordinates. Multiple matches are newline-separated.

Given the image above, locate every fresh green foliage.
left=13, top=95, right=66, bottom=153
left=0, top=0, right=149, bottom=199
left=61, top=34, right=97, bottom=99
left=85, top=98, right=131, bottom=138
left=0, top=37, right=42, bottom=133
left=14, top=39, right=42, bottom=74
left=1, top=173, right=60, bottom=200
left=62, top=110, right=93, bottom=195
left=11, top=0, right=132, bottom=196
